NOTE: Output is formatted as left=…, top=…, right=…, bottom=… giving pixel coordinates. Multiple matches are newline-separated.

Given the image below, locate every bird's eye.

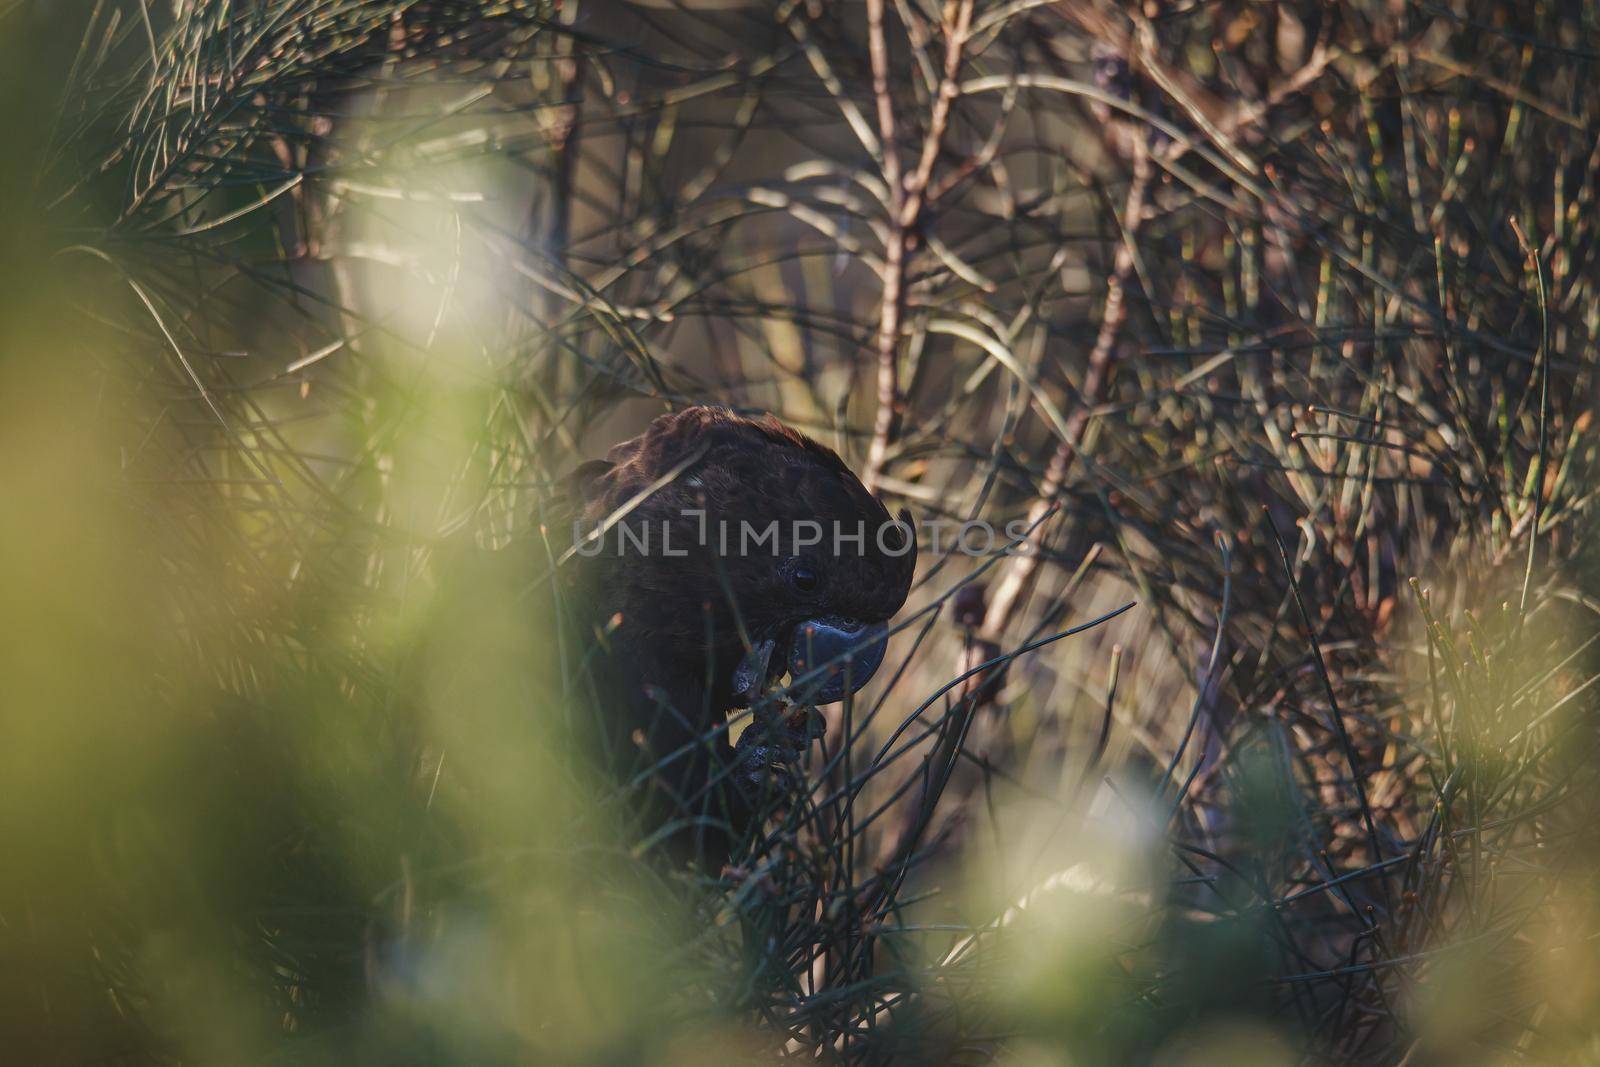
left=785, top=557, right=822, bottom=595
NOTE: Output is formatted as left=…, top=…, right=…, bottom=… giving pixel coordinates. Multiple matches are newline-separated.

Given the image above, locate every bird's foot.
left=732, top=700, right=822, bottom=800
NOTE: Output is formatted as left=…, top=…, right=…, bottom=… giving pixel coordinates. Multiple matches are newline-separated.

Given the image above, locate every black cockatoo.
left=565, top=406, right=915, bottom=867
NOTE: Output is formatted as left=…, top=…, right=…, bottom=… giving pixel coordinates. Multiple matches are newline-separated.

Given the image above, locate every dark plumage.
left=567, top=406, right=915, bottom=867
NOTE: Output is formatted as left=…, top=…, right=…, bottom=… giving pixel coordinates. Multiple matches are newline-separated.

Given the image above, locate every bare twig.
left=979, top=139, right=1152, bottom=646
left=864, top=0, right=975, bottom=492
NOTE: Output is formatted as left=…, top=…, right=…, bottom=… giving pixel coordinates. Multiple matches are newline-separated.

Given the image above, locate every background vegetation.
left=5, top=0, right=1600, bottom=1063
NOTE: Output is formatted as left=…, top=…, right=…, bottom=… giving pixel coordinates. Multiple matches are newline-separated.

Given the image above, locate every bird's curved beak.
left=729, top=617, right=890, bottom=707
left=786, top=616, right=889, bottom=704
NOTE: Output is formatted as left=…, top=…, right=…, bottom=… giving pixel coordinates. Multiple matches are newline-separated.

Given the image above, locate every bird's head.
left=571, top=406, right=915, bottom=713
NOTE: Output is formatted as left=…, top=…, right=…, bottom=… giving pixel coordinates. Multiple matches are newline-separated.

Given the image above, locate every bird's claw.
left=732, top=700, right=821, bottom=798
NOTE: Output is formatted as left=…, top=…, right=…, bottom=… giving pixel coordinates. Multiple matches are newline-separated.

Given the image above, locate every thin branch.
left=865, top=0, right=975, bottom=492
left=979, top=138, right=1152, bottom=644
